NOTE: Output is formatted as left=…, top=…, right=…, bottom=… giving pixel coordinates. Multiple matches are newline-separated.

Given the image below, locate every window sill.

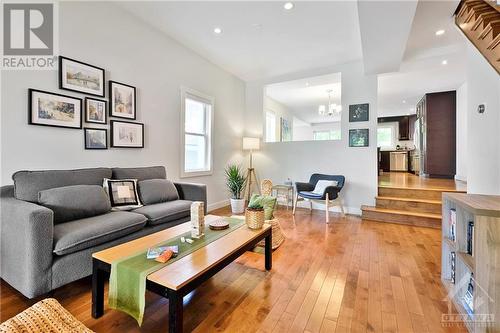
left=181, top=170, right=213, bottom=178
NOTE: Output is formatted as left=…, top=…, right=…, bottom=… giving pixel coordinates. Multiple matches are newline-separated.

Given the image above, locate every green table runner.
left=108, top=217, right=245, bottom=325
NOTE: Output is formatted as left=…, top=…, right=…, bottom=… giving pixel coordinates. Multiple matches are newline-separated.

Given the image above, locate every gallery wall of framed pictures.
left=348, top=103, right=370, bottom=148
left=28, top=55, right=144, bottom=150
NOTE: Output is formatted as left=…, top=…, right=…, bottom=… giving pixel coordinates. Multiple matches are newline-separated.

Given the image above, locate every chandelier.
left=318, top=89, right=341, bottom=116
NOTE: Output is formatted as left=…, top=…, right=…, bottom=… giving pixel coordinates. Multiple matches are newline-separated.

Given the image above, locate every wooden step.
left=375, top=196, right=442, bottom=214
left=378, top=186, right=465, bottom=201
left=361, top=205, right=441, bottom=229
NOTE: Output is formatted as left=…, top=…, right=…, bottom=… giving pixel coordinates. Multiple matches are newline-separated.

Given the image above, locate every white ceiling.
left=377, top=0, right=466, bottom=117
left=265, top=72, right=342, bottom=124
left=117, top=1, right=362, bottom=82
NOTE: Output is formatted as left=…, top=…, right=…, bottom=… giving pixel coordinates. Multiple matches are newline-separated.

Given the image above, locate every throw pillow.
left=38, top=185, right=111, bottom=224
left=103, top=178, right=142, bottom=210
left=138, top=179, right=179, bottom=205
left=312, top=180, right=338, bottom=195
left=249, top=194, right=277, bottom=220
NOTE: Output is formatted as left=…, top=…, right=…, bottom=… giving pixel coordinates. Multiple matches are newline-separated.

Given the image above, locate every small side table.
left=272, top=184, right=294, bottom=209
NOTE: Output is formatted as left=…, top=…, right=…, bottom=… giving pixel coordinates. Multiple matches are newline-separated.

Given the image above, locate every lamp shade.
left=242, top=137, right=260, bottom=150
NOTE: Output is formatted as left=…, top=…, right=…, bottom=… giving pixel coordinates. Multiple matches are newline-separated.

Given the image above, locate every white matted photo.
left=59, top=56, right=105, bottom=97
left=85, top=97, right=107, bottom=124
left=109, top=81, right=136, bottom=119
left=110, top=120, right=144, bottom=148
left=29, top=89, right=82, bottom=129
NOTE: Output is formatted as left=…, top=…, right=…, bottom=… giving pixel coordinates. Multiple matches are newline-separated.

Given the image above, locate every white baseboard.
left=207, top=199, right=230, bottom=212
left=455, top=174, right=467, bottom=182
left=295, top=201, right=361, bottom=216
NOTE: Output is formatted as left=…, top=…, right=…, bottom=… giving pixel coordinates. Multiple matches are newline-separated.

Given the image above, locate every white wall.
left=456, top=82, right=467, bottom=182
left=0, top=2, right=246, bottom=210
left=293, top=121, right=342, bottom=141
left=465, top=43, right=500, bottom=194
left=245, top=61, right=378, bottom=214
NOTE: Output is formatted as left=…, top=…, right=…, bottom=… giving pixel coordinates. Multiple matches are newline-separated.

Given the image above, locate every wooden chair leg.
left=309, top=200, right=312, bottom=213
left=292, top=192, right=298, bottom=215
left=325, top=193, right=329, bottom=224
left=338, top=194, right=346, bottom=218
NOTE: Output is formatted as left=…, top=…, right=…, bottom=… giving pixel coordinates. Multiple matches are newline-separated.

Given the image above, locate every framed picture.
left=280, top=117, right=292, bottom=142
left=59, top=56, right=105, bottom=97
left=110, top=120, right=144, bottom=148
left=349, top=129, right=369, bottom=147
left=84, top=128, right=107, bottom=149
left=28, top=89, right=82, bottom=129
left=85, top=97, right=107, bottom=124
left=109, top=81, right=136, bottom=119
left=349, top=103, right=369, bottom=122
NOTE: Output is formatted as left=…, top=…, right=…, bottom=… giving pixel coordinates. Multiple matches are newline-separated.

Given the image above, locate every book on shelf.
left=449, top=208, right=456, bottom=242
left=450, top=251, right=456, bottom=284
left=467, top=221, right=474, bottom=256
left=462, top=272, right=474, bottom=316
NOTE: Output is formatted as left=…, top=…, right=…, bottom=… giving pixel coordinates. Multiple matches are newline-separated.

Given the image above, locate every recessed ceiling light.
left=305, top=82, right=310, bottom=86
left=435, top=29, right=445, bottom=36
left=284, top=2, right=294, bottom=10
left=402, top=100, right=406, bottom=104
left=442, top=59, right=448, bottom=65
left=213, top=27, right=222, bottom=34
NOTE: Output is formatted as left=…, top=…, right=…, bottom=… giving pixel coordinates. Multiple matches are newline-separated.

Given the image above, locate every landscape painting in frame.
left=59, top=56, right=105, bottom=97
left=111, top=120, right=144, bottom=148
left=280, top=117, right=292, bottom=142
left=29, top=89, right=82, bottom=129
left=349, top=103, right=369, bottom=122
left=84, top=128, right=107, bottom=149
left=349, top=129, right=369, bottom=147
left=85, top=97, right=106, bottom=124
left=109, top=81, right=136, bottom=119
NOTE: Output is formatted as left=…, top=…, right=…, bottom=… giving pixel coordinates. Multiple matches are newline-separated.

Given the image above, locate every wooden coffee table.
left=91, top=215, right=272, bottom=333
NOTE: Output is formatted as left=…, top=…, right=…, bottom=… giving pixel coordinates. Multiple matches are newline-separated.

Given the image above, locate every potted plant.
left=245, top=202, right=265, bottom=229
left=225, top=164, right=247, bottom=214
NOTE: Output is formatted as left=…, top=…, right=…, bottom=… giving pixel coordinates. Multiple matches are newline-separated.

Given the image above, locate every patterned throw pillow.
left=103, top=178, right=142, bottom=210
left=249, top=194, right=277, bottom=220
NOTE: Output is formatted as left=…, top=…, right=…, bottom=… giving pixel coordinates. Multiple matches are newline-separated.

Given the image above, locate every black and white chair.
left=292, top=174, right=346, bottom=223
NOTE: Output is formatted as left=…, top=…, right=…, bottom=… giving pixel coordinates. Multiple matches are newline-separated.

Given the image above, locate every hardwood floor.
left=0, top=207, right=466, bottom=332
left=378, top=172, right=467, bottom=191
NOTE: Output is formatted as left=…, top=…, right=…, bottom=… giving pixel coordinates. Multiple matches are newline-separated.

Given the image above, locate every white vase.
left=230, top=198, right=245, bottom=214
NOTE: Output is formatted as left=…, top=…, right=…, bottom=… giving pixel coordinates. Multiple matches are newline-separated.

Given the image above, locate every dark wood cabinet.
left=398, top=116, right=410, bottom=140
left=380, top=151, right=391, bottom=172
left=378, top=115, right=417, bottom=141
left=418, top=91, right=456, bottom=178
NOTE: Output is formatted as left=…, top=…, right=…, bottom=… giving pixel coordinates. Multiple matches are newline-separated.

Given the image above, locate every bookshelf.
left=441, top=193, right=500, bottom=332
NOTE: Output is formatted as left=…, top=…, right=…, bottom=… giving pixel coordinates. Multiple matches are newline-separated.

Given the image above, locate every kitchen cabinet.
left=378, top=115, right=417, bottom=141
left=417, top=91, right=456, bottom=178
left=390, top=151, right=408, bottom=171
left=380, top=151, right=391, bottom=172
left=398, top=116, right=410, bottom=140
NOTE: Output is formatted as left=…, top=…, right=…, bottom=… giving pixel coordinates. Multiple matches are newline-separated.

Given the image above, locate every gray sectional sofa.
left=0, top=166, right=207, bottom=299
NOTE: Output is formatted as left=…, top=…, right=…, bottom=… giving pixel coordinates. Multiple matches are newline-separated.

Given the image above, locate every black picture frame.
left=349, top=103, right=369, bottom=122
left=110, top=120, right=144, bottom=148
left=28, top=88, right=82, bottom=129
left=84, top=128, right=108, bottom=150
left=59, top=56, right=105, bottom=97
left=349, top=129, right=369, bottom=147
left=109, top=81, right=137, bottom=120
left=85, top=97, right=107, bottom=124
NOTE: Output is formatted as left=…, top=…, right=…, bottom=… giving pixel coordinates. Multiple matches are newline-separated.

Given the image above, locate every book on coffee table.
left=146, top=245, right=179, bottom=259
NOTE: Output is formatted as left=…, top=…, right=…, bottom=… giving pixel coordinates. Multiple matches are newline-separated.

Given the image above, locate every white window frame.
left=180, top=86, right=214, bottom=178
left=377, top=123, right=397, bottom=150
left=265, top=110, right=277, bottom=142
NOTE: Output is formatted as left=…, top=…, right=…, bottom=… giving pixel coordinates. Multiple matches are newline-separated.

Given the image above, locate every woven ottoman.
left=0, top=298, right=93, bottom=333
left=230, top=216, right=285, bottom=250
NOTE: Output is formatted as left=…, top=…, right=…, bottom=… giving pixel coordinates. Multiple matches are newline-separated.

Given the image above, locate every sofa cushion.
left=133, top=200, right=192, bottom=226
left=138, top=179, right=179, bottom=205
left=53, top=211, right=147, bottom=255
left=13, top=168, right=112, bottom=202
left=112, top=166, right=166, bottom=181
left=38, top=185, right=111, bottom=224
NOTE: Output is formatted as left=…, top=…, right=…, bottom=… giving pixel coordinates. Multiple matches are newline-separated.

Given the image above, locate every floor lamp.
left=243, top=137, right=260, bottom=202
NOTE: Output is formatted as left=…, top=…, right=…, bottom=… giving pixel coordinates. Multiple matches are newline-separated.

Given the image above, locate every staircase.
left=361, top=185, right=466, bottom=229
left=455, top=0, right=500, bottom=74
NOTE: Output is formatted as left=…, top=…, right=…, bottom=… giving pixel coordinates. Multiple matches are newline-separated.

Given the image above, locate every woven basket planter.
left=245, top=208, right=265, bottom=229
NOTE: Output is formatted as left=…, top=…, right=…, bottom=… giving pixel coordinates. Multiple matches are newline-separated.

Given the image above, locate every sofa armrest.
left=295, top=182, right=314, bottom=193
left=174, top=182, right=207, bottom=214
left=1, top=186, right=54, bottom=298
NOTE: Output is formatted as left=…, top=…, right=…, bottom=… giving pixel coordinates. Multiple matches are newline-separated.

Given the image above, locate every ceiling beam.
left=358, top=0, right=418, bottom=75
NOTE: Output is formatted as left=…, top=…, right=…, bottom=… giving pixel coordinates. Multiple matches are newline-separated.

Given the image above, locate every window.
left=377, top=125, right=394, bottom=149
left=265, top=111, right=276, bottom=142
left=181, top=87, right=214, bottom=177
left=313, top=130, right=341, bottom=141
